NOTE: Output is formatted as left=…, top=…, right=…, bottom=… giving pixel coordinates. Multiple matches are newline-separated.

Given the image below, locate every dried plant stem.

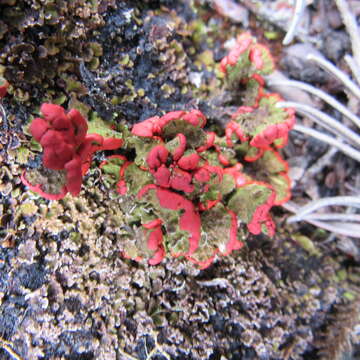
left=335, top=0, right=360, bottom=67
left=293, top=124, right=360, bottom=162
left=308, top=221, right=360, bottom=238
left=279, top=101, right=360, bottom=146
left=287, top=196, right=360, bottom=223
left=270, top=80, right=360, bottom=129
left=307, top=54, right=360, bottom=99
left=282, top=0, right=307, bottom=45
left=302, top=213, right=360, bottom=222
left=283, top=201, right=360, bottom=238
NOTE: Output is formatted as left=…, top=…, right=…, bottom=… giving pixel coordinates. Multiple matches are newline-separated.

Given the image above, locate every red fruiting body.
left=131, top=110, right=207, bottom=140
left=146, top=226, right=165, bottom=265
left=224, top=164, right=247, bottom=187
left=22, top=31, right=295, bottom=269
left=223, top=209, right=243, bottom=255
left=116, top=180, right=127, bottom=195
left=182, top=109, right=207, bottom=128
left=244, top=181, right=276, bottom=236
left=249, top=45, right=264, bottom=70
left=194, top=168, right=211, bottom=183
left=220, top=33, right=253, bottom=73
left=169, top=167, right=194, bottom=193
left=197, top=132, right=215, bottom=153
left=220, top=33, right=274, bottom=79
left=138, top=185, right=201, bottom=257
left=177, top=152, right=200, bottom=171
left=21, top=171, right=68, bottom=200
left=64, top=156, right=83, bottom=196
left=171, top=133, right=187, bottom=160
left=131, top=116, right=160, bottom=137
left=143, top=218, right=163, bottom=229
left=153, top=165, right=171, bottom=188
left=142, top=219, right=165, bottom=265
left=22, top=104, right=122, bottom=199
left=226, top=120, right=249, bottom=147
left=226, top=93, right=295, bottom=151
left=146, top=145, right=169, bottom=169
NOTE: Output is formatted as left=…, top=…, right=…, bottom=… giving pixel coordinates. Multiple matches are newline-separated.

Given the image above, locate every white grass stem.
left=302, top=213, right=360, bottom=222
left=283, top=201, right=360, bottom=238
left=293, top=124, right=360, bottom=162
left=287, top=196, right=360, bottom=223
left=307, top=54, right=360, bottom=99
left=305, top=220, right=360, bottom=238
left=335, top=0, right=360, bottom=68
left=282, top=0, right=307, bottom=45
left=269, top=79, right=360, bottom=129
left=279, top=101, right=360, bottom=147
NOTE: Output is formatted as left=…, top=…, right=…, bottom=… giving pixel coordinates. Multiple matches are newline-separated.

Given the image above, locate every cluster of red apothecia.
left=16, top=33, right=294, bottom=269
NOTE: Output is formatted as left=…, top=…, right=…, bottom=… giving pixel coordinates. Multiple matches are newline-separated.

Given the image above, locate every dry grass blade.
left=307, top=54, right=360, bottom=99
left=335, top=0, right=360, bottom=67
left=292, top=124, right=360, bottom=162
left=287, top=196, right=360, bottom=223
left=282, top=0, right=307, bottom=45
left=302, top=213, right=360, bottom=222
left=269, top=79, right=360, bottom=128
left=278, top=101, right=360, bottom=146
left=283, top=202, right=360, bottom=238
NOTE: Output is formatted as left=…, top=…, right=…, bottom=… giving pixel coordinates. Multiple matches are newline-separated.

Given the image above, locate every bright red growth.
left=138, top=185, right=201, bottom=257
left=220, top=33, right=254, bottom=73
left=20, top=171, right=67, bottom=200
left=169, top=167, right=194, bottom=193
left=22, top=104, right=122, bottom=199
left=172, top=133, right=187, bottom=160
left=223, top=209, right=243, bottom=255
left=177, top=152, right=200, bottom=171
left=147, top=145, right=169, bottom=169
left=245, top=182, right=276, bottom=236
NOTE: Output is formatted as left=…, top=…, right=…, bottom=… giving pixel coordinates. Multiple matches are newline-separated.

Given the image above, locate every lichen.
left=0, top=1, right=359, bottom=360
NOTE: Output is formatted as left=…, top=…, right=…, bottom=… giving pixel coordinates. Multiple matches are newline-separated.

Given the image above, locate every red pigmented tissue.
left=22, top=104, right=122, bottom=199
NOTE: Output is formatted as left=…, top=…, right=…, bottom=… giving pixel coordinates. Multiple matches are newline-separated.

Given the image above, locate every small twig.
left=335, top=0, right=360, bottom=68
left=282, top=0, right=307, bottom=45
left=270, top=80, right=360, bottom=129
left=307, top=54, right=360, bottom=99
left=287, top=196, right=360, bottom=223
left=278, top=101, right=360, bottom=147
left=292, top=124, right=360, bottom=162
